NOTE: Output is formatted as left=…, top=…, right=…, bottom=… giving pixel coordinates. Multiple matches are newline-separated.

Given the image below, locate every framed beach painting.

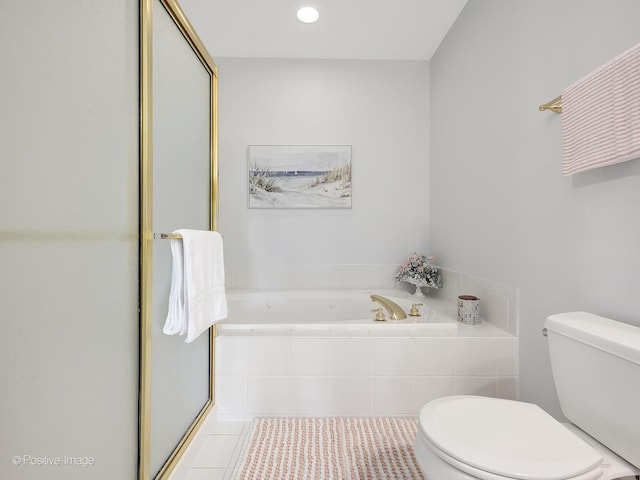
left=248, top=145, right=352, bottom=209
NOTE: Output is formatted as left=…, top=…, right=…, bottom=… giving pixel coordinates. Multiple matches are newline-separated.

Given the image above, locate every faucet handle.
left=409, top=303, right=423, bottom=316
left=371, top=308, right=386, bottom=322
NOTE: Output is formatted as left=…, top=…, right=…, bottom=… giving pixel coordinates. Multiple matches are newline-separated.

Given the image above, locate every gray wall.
left=430, top=0, right=640, bottom=417
left=216, top=58, right=430, bottom=276
left=0, top=2, right=139, bottom=479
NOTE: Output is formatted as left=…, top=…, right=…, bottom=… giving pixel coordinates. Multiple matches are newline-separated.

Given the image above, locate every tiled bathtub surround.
left=215, top=327, right=518, bottom=420
left=225, top=264, right=400, bottom=291
left=219, top=266, right=519, bottom=419
left=225, top=264, right=519, bottom=335
left=434, top=268, right=519, bottom=336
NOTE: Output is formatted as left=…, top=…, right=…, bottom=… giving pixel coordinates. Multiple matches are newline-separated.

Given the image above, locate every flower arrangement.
left=395, top=253, right=442, bottom=289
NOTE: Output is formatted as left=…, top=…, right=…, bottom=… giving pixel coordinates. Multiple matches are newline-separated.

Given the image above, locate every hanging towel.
left=163, top=237, right=187, bottom=335
left=163, top=229, right=228, bottom=343
left=561, top=41, right=640, bottom=175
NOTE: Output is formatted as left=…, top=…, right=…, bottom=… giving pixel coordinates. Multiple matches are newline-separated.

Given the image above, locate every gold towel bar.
left=539, top=95, right=562, bottom=114
left=154, top=232, right=222, bottom=240
left=155, top=233, right=183, bottom=239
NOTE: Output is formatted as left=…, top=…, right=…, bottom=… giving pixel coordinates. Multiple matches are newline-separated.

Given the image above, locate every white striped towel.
left=561, top=42, right=640, bottom=175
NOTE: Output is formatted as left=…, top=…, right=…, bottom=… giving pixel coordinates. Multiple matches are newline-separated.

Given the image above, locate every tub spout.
left=370, top=294, right=407, bottom=320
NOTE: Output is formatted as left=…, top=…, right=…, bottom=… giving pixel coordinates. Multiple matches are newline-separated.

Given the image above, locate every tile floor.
left=169, top=411, right=640, bottom=480
left=169, top=413, right=251, bottom=480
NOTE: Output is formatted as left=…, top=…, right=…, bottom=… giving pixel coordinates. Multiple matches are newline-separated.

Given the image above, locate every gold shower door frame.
left=139, top=0, right=219, bottom=478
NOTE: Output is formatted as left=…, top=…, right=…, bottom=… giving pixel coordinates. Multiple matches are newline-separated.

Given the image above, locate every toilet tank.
left=545, top=312, right=640, bottom=468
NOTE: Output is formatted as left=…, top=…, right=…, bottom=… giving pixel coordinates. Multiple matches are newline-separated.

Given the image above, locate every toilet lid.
left=419, top=396, right=603, bottom=480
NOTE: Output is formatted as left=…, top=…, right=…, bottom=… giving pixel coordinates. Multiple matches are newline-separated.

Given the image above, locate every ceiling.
left=179, top=0, right=468, bottom=61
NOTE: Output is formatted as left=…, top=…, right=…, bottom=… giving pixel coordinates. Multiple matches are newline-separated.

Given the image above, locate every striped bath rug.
left=232, top=417, right=425, bottom=480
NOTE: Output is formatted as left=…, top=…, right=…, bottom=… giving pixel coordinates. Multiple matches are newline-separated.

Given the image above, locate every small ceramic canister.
left=457, top=295, right=481, bottom=325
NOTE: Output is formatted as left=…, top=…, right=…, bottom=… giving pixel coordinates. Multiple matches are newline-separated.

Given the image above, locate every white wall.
left=217, top=58, right=430, bottom=286
left=430, top=0, right=640, bottom=417
left=0, top=2, right=138, bottom=479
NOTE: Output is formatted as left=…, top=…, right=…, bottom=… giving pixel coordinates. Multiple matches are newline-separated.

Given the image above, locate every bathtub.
left=212, top=290, right=522, bottom=420
left=218, top=290, right=458, bottom=333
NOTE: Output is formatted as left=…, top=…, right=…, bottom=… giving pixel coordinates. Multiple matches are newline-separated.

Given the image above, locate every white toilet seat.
left=418, top=429, right=602, bottom=480
left=418, top=396, right=604, bottom=480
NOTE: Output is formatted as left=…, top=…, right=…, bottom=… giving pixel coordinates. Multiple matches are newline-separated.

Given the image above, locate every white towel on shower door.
left=163, top=237, right=187, bottom=335
left=163, top=229, right=228, bottom=343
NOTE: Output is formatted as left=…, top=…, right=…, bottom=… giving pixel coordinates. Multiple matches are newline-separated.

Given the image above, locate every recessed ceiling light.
left=297, top=6, right=319, bottom=24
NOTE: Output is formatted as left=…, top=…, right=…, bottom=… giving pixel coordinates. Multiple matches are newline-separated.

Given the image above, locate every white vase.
left=404, top=279, right=429, bottom=297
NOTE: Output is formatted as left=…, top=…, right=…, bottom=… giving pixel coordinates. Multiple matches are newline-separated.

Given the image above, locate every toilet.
left=413, top=312, right=640, bottom=480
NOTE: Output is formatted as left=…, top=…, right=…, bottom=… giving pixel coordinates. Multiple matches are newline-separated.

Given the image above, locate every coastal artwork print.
left=248, top=145, right=352, bottom=209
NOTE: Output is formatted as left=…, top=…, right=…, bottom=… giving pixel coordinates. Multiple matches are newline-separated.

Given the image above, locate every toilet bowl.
left=413, top=312, right=640, bottom=480
left=414, top=395, right=627, bottom=480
